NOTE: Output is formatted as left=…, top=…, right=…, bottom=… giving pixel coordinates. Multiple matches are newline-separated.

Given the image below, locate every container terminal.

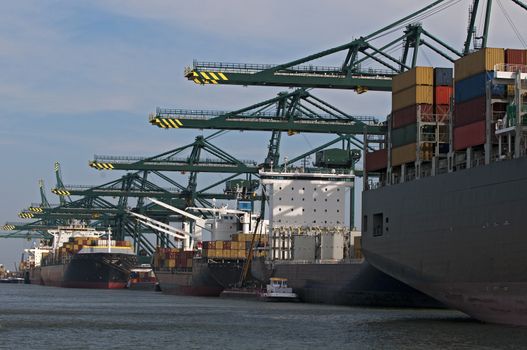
left=2, top=0, right=527, bottom=324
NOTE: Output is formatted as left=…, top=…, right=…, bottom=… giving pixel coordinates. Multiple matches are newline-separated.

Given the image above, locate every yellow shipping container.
left=392, top=86, right=433, bottom=111
left=208, top=249, right=216, bottom=258
left=215, top=241, right=223, bottom=250
left=391, top=143, right=417, bottom=166
left=391, top=66, right=433, bottom=94
left=238, top=250, right=246, bottom=259
left=455, top=47, right=505, bottom=81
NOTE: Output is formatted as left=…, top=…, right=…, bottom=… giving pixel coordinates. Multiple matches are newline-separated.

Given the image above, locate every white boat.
left=260, top=277, right=299, bottom=301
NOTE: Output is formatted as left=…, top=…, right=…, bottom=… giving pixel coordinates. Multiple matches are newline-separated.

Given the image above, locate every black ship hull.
left=251, top=258, right=442, bottom=308
left=362, top=156, right=527, bottom=326
left=155, top=258, right=244, bottom=297
left=30, top=253, right=136, bottom=289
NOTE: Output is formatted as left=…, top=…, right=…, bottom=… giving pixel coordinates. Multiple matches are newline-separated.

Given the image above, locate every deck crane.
left=147, top=197, right=209, bottom=246
left=128, top=210, right=195, bottom=250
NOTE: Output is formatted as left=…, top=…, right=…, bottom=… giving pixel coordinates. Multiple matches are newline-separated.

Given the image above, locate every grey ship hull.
left=362, top=156, right=527, bottom=326
left=251, top=258, right=442, bottom=308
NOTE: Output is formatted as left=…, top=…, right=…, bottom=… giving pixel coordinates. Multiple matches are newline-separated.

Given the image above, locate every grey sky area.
left=1, top=0, right=526, bottom=267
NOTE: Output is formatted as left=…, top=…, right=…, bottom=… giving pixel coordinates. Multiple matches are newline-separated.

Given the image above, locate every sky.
left=1, top=0, right=526, bottom=268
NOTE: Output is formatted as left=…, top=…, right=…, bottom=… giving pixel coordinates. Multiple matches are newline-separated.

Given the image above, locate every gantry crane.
left=184, top=1, right=527, bottom=91
left=150, top=89, right=383, bottom=135
left=183, top=1, right=466, bottom=91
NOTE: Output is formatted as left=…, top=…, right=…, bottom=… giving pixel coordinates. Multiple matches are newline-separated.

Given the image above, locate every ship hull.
left=362, top=156, right=527, bottom=326
left=155, top=258, right=244, bottom=297
left=251, top=258, right=442, bottom=308
left=30, top=253, right=136, bottom=289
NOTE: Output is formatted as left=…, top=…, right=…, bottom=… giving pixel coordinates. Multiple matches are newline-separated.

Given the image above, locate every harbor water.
left=0, top=284, right=526, bottom=349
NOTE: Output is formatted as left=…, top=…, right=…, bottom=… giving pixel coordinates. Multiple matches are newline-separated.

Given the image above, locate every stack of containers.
left=434, top=67, right=453, bottom=119
left=202, top=240, right=247, bottom=259
left=453, top=48, right=505, bottom=151
left=390, top=66, right=434, bottom=166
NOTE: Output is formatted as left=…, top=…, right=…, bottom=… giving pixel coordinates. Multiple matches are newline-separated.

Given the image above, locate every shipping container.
left=453, top=120, right=486, bottom=151
left=365, top=148, right=388, bottom=172
left=454, top=96, right=486, bottom=127
left=392, top=85, right=434, bottom=111
left=505, top=48, right=527, bottom=65
left=434, top=67, right=453, bottom=86
left=391, top=123, right=418, bottom=147
left=454, top=47, right=505, bottom=81
left=392, top=66, right=433, bottom=94
left=435, top=86, right=453, bottom=105
left=392, top=104, right=433, bottom=128
left=454, top=71, right=506, bottom=103
left=391, top=143, right=417, bottom=166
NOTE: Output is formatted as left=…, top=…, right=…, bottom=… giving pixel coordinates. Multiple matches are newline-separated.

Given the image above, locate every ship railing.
left=189, top=60, right=395, bottom=78
left=494, top=63, right=527, bottom=74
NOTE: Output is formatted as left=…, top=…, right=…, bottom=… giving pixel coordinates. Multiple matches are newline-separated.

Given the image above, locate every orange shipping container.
left=434, top=86, right=453, bottom=105
left=391, top=66, right=433, bottom=94
left=455, top=47, right=505, bottom=81
left=392, top=86, right=434, bottom=111
left=391, top=143, right=416, bottom=166
left=453, top=121, right=486, bottom=151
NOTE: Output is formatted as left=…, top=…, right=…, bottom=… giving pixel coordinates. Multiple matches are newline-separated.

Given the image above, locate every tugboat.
left=259, top=277, right=299, bottom=302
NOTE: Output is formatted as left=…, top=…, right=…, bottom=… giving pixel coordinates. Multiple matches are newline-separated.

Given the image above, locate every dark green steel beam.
left=188, top=71, right=393, bottom=91
left=511, top=0, right=527, bottom=10
left=151, top=117, right=386, bottom=135
left=90, top=162, right=259, bottom=173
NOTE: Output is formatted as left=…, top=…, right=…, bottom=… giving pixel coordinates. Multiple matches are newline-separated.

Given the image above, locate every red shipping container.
left=453, top=120, right=486, bottom=151
left=505, top=49, right=527, bottom=65
left=365, top=148, right=388, bottom=172
left=434, top=86, right=453, bottom=105
left=392, top=104, right=433, bottom=129
left=454, top=96, right=486, bottom=127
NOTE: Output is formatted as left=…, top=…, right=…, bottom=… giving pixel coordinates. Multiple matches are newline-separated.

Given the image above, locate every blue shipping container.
left=434, top=67, right=453, bottom=86
left=455, top=71, right=506, bottom=103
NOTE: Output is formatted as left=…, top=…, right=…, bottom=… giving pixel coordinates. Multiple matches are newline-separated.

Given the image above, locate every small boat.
left=259, top=277, right=299, bottom=302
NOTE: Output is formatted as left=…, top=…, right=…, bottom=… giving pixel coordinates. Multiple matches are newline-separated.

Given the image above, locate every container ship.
left=144, top=170, right=440, bottom=307
left=135, top=198, right=268, bottom=296
left=26, top=224, right=136, bottom=289
left=362, top=48, right=527, bottom=325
